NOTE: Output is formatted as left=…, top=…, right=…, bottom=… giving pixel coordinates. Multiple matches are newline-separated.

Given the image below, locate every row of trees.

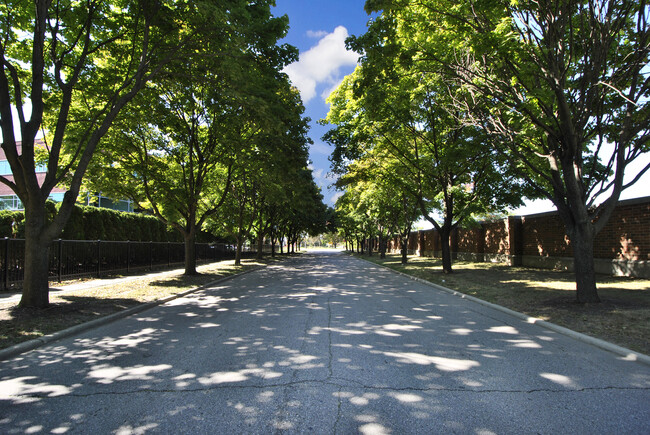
left=325, top=0, right=649, bottom=303
left=1, top=0, right=327, bottom=308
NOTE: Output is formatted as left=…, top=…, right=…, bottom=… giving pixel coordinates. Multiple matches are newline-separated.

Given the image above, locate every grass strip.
left=0, top=258, right=272, bottom=350
left=359, top=253, right=650, bottom=355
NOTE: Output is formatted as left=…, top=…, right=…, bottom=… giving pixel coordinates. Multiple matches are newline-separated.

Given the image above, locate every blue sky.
left=272, top=1, right=370, bottom=207
left=272, top=1, right=649, bottom=217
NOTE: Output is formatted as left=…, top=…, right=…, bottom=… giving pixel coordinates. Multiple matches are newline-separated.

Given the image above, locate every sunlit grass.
left=360, top=253, right=650, bottom=355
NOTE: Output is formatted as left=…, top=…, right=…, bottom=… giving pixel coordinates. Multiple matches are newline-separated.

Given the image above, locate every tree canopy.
left=329, top=0, right=649, bottom=302
left=0, top=0, right=317, bottom=308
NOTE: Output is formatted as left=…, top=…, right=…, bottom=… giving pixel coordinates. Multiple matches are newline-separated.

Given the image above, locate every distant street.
left=1, top=250, right=649, bottom=434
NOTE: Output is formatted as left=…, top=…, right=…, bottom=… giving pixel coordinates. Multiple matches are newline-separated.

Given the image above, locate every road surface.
left=1, top=251, right=649, bottom=434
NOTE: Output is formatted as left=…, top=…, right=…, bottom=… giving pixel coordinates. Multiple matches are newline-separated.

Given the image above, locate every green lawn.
left=360, top=253, right=650, bottom=355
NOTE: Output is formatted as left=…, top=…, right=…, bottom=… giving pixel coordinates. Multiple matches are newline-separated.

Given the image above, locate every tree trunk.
left=19, top=205, right=51, bottom=308
left=401, top=237, right=409, bottom=264
left=256, top=232, right=264, bottom=260
left=379, top=236, right=387, bottom=259
left=235, top=234, right=243, bottom=266
left=183, top=230, right=197, bottom=275
left=440, top=227, right=453, bottom=273
left=569, top=224, right=600, bottom=303
left=20, top=235, right=51, bottom=308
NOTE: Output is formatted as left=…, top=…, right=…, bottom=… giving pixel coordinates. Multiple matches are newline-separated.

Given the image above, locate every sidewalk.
left=0, top=266, right=188, bottom=306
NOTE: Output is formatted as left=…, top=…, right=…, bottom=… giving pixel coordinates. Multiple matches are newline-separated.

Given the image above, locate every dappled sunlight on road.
left=379, top=352, right=481, bottom=371
left=0, top=252, right=649, bottom=433
left=88, top=363, right=173, bottom=384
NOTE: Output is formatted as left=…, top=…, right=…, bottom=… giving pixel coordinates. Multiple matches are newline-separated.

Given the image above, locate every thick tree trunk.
left=379, top=236, right=387, bottom=259
left=440, top=227, right=453, bottom=273
left=20, top=235, right=51, bottom=308
left=569, top=224, right=600, bottom=303
left=183, top=231, right=197, bottom=275
left=19, top=205, right=51, bottom=308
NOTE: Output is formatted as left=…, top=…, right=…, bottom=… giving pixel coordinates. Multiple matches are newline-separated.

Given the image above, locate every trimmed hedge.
left=0, top=210, right=23, bottom=238
left=0, top=204, right=184, bottom=242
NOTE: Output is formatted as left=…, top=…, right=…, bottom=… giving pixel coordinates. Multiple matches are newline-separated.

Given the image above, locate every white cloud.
left=310, top=142, right=332, bottom=156
left=306, top=30, right=328, bottom=39
left=312, top=168, right=324, bottom=181
left=330, top=191, right=343, bottom=204
left=283, top=26, right=359, bottom=103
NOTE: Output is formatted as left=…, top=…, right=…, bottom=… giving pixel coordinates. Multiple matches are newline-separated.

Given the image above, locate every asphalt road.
left=1, top=250, right=649, bottom=434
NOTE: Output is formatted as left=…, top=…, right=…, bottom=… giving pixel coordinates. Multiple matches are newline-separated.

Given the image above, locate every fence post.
left=58, top=239, right=63, bottom=283
left=97, top=240, right=101, bottom=278
left=127, top=240, right=130, bottom=274
left=2, top=237, right=8, bottom=291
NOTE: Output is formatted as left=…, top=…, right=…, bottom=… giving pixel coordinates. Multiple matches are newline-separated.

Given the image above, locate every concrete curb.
left=0, top=266, right=263, bottom=362
left=356, top=255, right=650, bottom=367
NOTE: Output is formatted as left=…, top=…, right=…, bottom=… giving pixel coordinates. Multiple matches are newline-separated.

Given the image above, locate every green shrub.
left=0, top=210, right=23, bottom=238
left=0, top=202, right=212, bottom=242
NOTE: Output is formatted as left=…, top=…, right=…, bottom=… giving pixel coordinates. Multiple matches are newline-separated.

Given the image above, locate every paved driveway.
left=1, top=251, right=648, bottom=434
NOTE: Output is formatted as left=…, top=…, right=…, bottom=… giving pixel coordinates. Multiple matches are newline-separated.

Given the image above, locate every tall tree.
left=204, top=83, right=316, bottom=264
left=0, top=0, right=289, bottom=307
left=325, top=67, right=526, bottom=272
left=87, top=83, right=238, bottom=275
left=363, top=0, right=650, bottom=302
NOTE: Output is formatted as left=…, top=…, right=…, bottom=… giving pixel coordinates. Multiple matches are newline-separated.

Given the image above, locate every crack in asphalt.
left=327, top=294, right=334, bottom=379
left=333, top=385, right=343, bottom=435
left=273, top=273, right=319, bottom=435
left=7, top=379, right=648, bottom=400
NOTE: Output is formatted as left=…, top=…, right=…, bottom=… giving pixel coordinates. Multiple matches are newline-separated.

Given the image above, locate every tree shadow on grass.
left=146, top=273, right=226, bottom=289
left=7, top=295, right=141, bottom=320
left=0, top=296, right=142, bottom=349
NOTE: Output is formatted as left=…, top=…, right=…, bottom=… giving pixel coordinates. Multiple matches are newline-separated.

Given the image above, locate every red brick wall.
left=593, top=199, right=650, bottom=261
left=457, top=227, right=482, bottom=253
left=408, top=231, right=419, bottom=251
left=483, top=221, right=509, bottom=255
left=522, top=213, right=571, bottom=257
left=422, top=230, right=437, bottom=251
left=388, top=197, right=650, bottom=263
left=519, top=198, right=650, bottom=260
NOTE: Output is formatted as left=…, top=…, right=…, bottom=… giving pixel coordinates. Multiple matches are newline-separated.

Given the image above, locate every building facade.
left=0, top=140, right=133, bottom=212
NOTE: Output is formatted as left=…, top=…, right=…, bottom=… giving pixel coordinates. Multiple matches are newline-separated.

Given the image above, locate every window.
left=0, top=195, right=23, bottom=211
left=0, top=160, right=47, bottom=176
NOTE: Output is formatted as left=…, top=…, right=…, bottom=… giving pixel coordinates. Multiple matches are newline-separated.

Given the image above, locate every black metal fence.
left=1, top=238, right=266, bottom=291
